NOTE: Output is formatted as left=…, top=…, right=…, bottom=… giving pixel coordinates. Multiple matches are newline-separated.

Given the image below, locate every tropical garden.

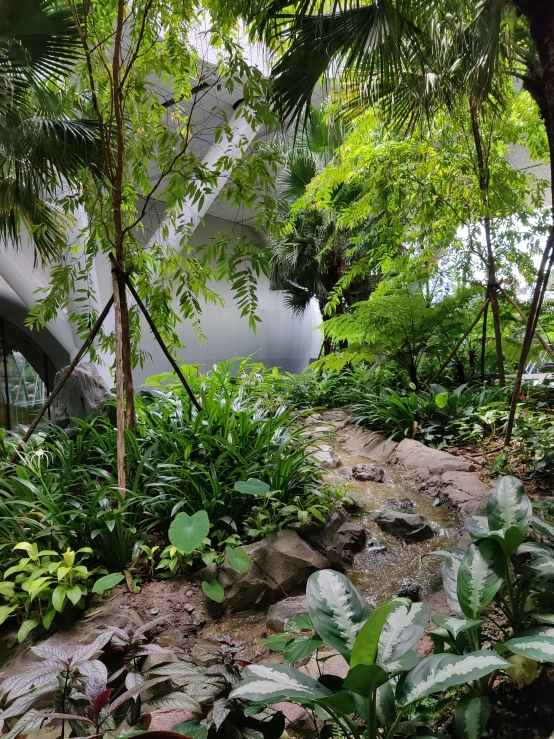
left=1, top=0, right=554, bottom=738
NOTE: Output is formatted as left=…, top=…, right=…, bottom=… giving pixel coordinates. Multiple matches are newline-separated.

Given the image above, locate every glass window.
left=0, top=319, right=55, bottom=431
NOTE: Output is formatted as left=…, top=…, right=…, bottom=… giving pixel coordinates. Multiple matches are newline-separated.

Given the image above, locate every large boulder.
left=294, top=508, right=366, bottom=569
left=266, top=595, right=308, bottom=633
left=51, top=362, right=113, bottom=427
left=393, top=438, right=475, bottom=475
left=203, top=530, right=329, bottom=612
left=374, top=510, right=434, bottom=541
left=343, top=429, right=398, bottom=462
left=352, top=464, right=385, bottom=482
left=313, top=444, right=342, bottom=468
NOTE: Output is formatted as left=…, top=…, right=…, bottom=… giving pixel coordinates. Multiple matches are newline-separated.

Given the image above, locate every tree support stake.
left=430, top=298, right=491, bottom=385
left=108, top=253, right=202, bottom=413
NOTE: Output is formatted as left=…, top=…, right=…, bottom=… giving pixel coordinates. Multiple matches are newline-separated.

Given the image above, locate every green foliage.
left=0, top=542, right=110, bottom=642
left=231, top=569, right=510, bottom=739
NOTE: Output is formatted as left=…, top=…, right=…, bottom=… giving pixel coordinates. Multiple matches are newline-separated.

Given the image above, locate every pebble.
left=184, top=603, right=194, bottom=613
left=433, top=497, right=441, bottom=506
left=150, top=607, right=159, bottom=615
left=185, top=589, right=194, bottom=597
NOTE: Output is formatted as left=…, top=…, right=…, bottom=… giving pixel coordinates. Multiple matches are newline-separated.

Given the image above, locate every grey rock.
left=313, top=445, right=342, bottom=469
left=320, top=409, right=349, bottom=422
left=191, top=611, right=206, bottom=627
left=266, top=595, right=308, bottom=633
left=341, top=492, right=366, bottom=511
left=184, top=604, right=194, bottom=613
left=304, top=413, right=323, bottom=424
left=393, top=438, right=475, bottom=475
left=439, top=471, right=489, bottom=515
left=433, top=497, right=441, bottom=507
left=343, top=429, right=398, bottom=462
left=294, top=508, right=366, bottom=569
left=386, top=497, right=416, bottom=513
left=200, top=530, right=329, bottom=612
left=394, top=583, right=422, bottom=601
left=352, top=464, right=385, bottom=482
left=374, top=510, right=434, bottom=541
left=51, top=362, right=113, bottom=427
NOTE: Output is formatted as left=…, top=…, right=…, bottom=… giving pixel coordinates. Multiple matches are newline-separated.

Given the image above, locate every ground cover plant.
left=0, top=363, right=341, bottom=638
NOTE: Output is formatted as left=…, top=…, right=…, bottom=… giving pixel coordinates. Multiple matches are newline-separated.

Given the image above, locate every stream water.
left=325, top=446, right=459, bottom=607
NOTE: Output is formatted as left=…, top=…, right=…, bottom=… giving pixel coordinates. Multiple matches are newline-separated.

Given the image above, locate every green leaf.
left=397, top=651, right=510, bottom=706
left=283, top=636, right=323, bottom=663
left=377, top=600, right=430, bottom=666
left=524, top=556, right=554, bottom=581
left=350, top=602, right=392, bottom=668
left=504, top=636, right=554, bottom=662
left=225, top=545, right=251, bottom=574
left=457, top=542, right=504, bottom=619
left=230, top=663, right=332, bottom=703
left=306, top=569, right=370, bottom=661
left=376, top=681, right=395, bottom=727
left=530, top=516, right=554, bottom=541
left=66, top=585, right=82, bottom=606
left=425, top=548, right=465, bottom=616
left=454, top=694, right=491, bottom=739
left=202, top=579, right=224, bottom=603
left=487, top=476, right=531, bottom=537
left=263, top=633, right=292, bottom=652
left=0, top=605, right=17, bottom=625
left=52, top=584, right=68, bottom=612
left=517, top=542, right=554, bottom=558
left=344, top=664, right=389, bottom=695
left=170, top=510, right=210, bottom=554
left=233, top=479, right=271, bottom=496
left=431, top=614, right=482, bottom=640
left=435, top=393, right=448, bottom=408
left=316, top=691, right=356, bottom=715
left=535, top=613, right=554, bottom=624
left=172, top=720, right=208, bottom=739
left=17, top=617, right=40, bottom=643
left=42, top=608, right=56, bottom=630
left=288, top=613, right=314, bottom=631
left=0, top=582, right=15, bottom=597
left=92, top=572, right=125, bottom=594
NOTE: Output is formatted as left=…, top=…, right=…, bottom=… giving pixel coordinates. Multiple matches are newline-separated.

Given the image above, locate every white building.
left=0, top=27, right=322, bottom=430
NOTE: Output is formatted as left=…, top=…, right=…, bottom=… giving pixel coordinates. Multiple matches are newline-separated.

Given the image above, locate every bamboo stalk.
left=109, top=254, right=202, bottom=412
left=430, top=299, right=490, bottom=385
left=9, top=297, right=114, bottom=464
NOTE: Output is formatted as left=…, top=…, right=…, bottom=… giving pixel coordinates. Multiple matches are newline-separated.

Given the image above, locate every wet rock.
left=266, top=595, right=308, bottom=633
left=294, top=509, right=366, bottom=569
left=393, top=438, right=475, bottom=475
left=200, top=530, right=329, bottom=612
left=352, top=464, right=385, bottom=482
left=341, top=492, right=366, bottom=511
left=51, top=362, right=113, bottom=427
left=313, top=445, right=342, bottom=469
left=374, top=510, right=434, bottom=541
left=343, top=429, right=398, bottom=463
left=433, top=497, right=441, bottom=507
left=386, top=497, right=416, bottom=513
left=439, top=471, right=489, bottom=515
left=367, top=539, right=387, bottom=554
left=394, top=583, right=422, bottom=601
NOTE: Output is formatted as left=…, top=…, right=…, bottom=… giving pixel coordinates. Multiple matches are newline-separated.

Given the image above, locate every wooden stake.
left=498, top=286, right=554, bottom=363
left=112, top=266, right=127, bottom=494
left=109, top=253, right=202, bottom=412
left=430, top=299, right=490, bottom=385
left=9, top=297, right=114, bottom=464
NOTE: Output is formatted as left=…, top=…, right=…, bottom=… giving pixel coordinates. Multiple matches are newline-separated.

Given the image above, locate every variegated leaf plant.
left=230, top=569, right=509, bottom=739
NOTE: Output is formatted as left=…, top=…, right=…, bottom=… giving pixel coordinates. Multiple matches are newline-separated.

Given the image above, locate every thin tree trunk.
left=505, top=3, right=554, bottom=446
left=469, top=99, right=505, bottom=385
left=481, top=301, right=489, bottom=381
left=112, top=269, right=126, bottom=493
left=490, top=292, right=505, bottom=386
left=499, top=286, right=554, bottom=362
left=119, top=280, right=135, bottom=432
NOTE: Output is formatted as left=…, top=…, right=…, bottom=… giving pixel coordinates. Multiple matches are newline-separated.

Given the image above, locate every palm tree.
left=248, top=0, right=554, bottom=442
left=269, top=108, right=378, bottom=353
left=0, top=0, right=98, bottom=263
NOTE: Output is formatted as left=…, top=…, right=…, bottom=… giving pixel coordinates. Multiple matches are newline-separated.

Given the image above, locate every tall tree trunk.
left=469, top=99, right=505, bottom=385
left=480, top=301, right=489, bottom=381
left=112, top=0, right=135, bottom=436
left=112, top=269, right=126, bottom=493
left=505, top=1, right=554, bottom=445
